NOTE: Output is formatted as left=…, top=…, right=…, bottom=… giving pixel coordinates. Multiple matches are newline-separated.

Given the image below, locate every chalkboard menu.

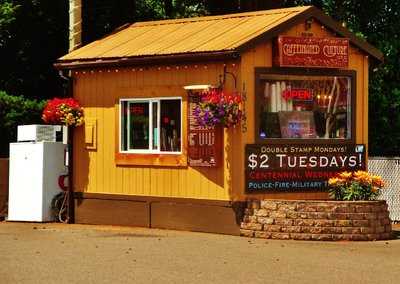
left=187, top=92, right=222, bottom=167
left=245, top=143, right=366, bottom=192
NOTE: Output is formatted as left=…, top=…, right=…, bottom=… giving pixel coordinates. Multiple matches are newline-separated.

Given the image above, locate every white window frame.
left=119, top=97, right=182, bottom=154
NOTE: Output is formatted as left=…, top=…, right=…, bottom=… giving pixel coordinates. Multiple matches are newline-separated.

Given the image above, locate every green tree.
left=0, top=91, right=45, bottom=157
left=0, top=1, right=19, bottom=47
left=0, top=0, right=68, bottom=100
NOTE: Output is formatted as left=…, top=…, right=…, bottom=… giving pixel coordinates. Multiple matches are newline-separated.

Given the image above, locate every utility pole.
left=69, top=0, right=82, bottom=52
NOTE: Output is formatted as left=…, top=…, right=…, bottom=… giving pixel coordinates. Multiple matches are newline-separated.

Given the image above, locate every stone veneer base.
left=240, top=200, right=392, bottom=241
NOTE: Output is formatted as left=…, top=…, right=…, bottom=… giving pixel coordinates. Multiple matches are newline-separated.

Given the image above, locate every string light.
left=68, top=62, right=241, bottom=77
left=71, top=63, right=241, bottom=76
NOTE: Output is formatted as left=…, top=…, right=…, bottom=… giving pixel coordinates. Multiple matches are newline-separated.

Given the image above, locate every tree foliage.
left=0, top=1, right=19, bottom=47
left=0, top=91, right=45, bottom=157
left=0, top=0, right=68, bottom=100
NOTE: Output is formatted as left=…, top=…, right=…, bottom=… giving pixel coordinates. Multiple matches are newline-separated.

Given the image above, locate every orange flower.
left=328, top=177, right=344, bottom=186
left=338, top=171, right=352, bottom=180
left=372, top=175, right=385, bottom=188
left=353, top=170, right=372, bottom=184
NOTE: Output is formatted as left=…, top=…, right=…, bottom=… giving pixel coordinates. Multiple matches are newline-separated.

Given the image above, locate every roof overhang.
left=54, top=51, right=240, bottom=70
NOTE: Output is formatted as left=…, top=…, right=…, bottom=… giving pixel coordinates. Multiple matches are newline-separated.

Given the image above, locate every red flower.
left=42, top=97, right=84, bottom=127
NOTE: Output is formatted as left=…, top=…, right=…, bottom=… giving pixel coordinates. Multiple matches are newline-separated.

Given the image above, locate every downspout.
left=61, top=0, right=82, bottom=223
left=59, top=69, right=75, bottom=224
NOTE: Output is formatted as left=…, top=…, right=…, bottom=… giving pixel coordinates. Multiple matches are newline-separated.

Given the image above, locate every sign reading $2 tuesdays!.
left=245, top=144, right=366, bottom=192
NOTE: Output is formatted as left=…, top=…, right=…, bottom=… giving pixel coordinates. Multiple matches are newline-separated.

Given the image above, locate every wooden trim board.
left=74, top=193, right=242, bottom=235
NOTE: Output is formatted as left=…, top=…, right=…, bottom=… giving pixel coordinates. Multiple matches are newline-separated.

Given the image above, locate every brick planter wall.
left=240, top=200, right=392, bottom=241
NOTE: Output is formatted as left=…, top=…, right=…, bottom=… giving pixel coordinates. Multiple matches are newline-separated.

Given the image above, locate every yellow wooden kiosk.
left=55, top=6, right=383, bottom=235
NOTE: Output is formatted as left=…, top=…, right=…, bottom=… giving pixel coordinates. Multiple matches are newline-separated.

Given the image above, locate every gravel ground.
left=0, top=222, right=399, bottom=284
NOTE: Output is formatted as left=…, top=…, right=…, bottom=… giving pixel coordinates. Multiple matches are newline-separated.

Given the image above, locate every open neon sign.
left=282, top=89, right=312, bottom=101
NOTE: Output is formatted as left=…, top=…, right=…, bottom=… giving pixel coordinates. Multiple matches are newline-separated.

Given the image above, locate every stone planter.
left=240, top=199, right=392, bottom=241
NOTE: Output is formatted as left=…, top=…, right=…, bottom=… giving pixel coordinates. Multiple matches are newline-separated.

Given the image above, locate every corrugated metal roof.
left=56, top=5, right=383, bottom=68
left=59, top=6, right=310, bottom=61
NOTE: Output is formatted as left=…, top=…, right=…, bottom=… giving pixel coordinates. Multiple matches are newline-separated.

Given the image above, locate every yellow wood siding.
left=73, top=63, right=238, bottom=200
left=232, top=20, right=369, bottom=201
left=73, top=19, right=370, bottom=202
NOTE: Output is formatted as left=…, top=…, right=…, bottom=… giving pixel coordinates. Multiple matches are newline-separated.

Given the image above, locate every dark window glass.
left=120, top=98, right=181, bottom=153
left=160, top=100, right=181, bottom=152
left=258, top=75, right=351, bottom=140
left=129, top=102, right=149, bottom=149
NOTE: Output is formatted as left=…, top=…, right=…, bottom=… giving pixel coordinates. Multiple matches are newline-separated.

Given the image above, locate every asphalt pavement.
left=0, top=222, right=399, bottom=284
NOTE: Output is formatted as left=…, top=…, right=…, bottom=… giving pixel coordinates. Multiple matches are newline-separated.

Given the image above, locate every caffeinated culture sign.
left=245, top=144, right=366, bottom=192
left=275, top=36, right=349, bottom=68
left=187, top=92, right=221, bottom=167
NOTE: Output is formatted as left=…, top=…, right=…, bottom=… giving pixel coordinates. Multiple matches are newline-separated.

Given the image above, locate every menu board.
left=245, top=144, right=366, bottom=192
left=187, top=92, right=222, bottom=167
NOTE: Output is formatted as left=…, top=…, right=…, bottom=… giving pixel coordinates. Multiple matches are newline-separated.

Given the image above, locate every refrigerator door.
left=8, top=142, right=66, bottom=222
left=8, top=143, right=44, bottom=221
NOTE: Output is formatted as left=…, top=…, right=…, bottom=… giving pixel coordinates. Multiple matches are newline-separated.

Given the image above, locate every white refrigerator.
left=8, top=142, right=67, bottom=222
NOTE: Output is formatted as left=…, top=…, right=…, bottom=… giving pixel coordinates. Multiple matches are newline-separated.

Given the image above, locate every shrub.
left=0, top=91, right=45, bottom=157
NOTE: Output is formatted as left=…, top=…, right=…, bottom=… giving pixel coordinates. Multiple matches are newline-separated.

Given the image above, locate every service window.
left=120, top=97, right=182, bottom=153
left=256, top=70, right=355, bottom=142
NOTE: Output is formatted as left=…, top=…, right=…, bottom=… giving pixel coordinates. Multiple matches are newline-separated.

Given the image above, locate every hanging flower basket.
left=193, top=89, right=242, bottom=128
left=42, top=98, right=84, bottom=127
